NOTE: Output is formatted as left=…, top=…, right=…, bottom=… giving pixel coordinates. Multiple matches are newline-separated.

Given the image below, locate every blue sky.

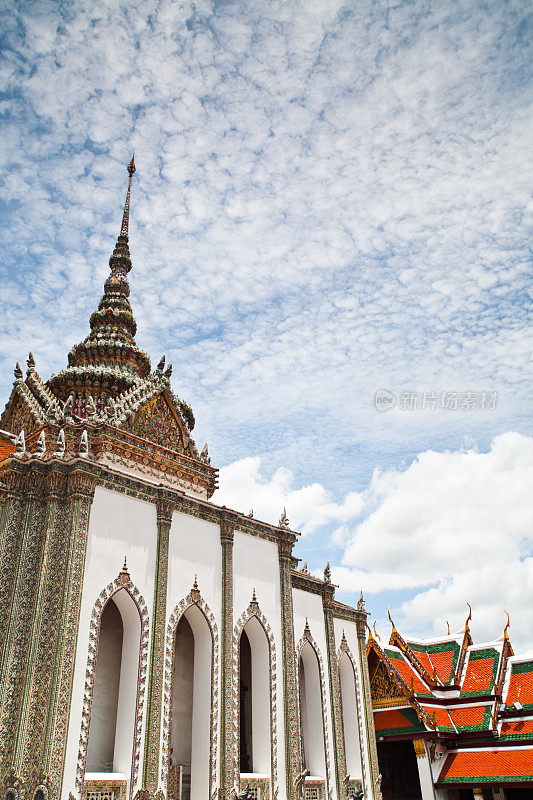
left=1, top=0, right=532, bottom=648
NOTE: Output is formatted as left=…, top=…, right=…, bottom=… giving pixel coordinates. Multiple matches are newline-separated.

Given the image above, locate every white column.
left=413, top=740, right=436, bottom=800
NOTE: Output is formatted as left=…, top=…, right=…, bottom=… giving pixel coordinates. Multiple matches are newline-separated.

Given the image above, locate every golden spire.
left=120, top=154, right=136, bottom=238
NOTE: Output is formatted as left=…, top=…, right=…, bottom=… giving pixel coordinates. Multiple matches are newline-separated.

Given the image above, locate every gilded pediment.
left=121, top=392, right=186, bottom=453
left=371, top=660, right=408, bottom=708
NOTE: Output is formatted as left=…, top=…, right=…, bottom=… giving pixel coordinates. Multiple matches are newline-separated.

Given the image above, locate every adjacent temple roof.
left=0, top=159, right=217, bottom=498
left=368, top=608, right=533, bottom=787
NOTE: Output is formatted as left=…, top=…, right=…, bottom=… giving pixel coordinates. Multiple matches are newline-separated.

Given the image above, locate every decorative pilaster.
left=45, top=469, right=96, bottom=799
left=278, top=535, right=301, bottom=799
left=142, top=498, right=173, bottom=795
left=355, top=617, right=381, bottom=800
left=323, top=589, right=346, bottom=800
left=0, top=469, right=25, bottom=730
left=0, top=469, right=47, bottom=763
left=13, top=471, right=66, bottom=773
left=219, top=515, right=235, bottom=799
left=0, top=469, right=38, bottom=711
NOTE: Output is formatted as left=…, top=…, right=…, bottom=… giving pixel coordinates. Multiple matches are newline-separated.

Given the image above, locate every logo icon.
left=375, top=389, right=396, bottom=412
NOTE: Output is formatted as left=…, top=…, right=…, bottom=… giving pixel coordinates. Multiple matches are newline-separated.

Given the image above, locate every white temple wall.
left=62, top=487, right=158, bottom=800
left=167, top=511, right=221, bottom=613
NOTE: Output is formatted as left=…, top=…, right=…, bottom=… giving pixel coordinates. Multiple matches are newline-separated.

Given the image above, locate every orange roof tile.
left=385, top=649, right=430, bottom=695
left=420, top=705, right=456, bottom=732
left=462, top=649, right=499, bottom=696
left=374, top=707, right=425, bottom=735
left=408, top=640, right=460, bottom=684
left=448, top=704, right=492, bottom=731
left=500, top=718, right=533, bottom=741
left=431, top=648, right=460, bottom=684
left=438, top=748, right=533, bottom=782
left=0, top=438, right=14, bottom=460
left=506, top=662, right=533, bottom=710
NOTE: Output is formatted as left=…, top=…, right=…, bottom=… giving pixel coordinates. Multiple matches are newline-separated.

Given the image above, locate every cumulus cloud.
left=214, top=455, right=364, bottom=534
left=215, top=433, right=533, bottom=650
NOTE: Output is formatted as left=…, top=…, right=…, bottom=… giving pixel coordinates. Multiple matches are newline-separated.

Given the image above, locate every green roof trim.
left=499, top=729, right=533, bottom=742
left=438, top=774, right=533, bottom=785
left=511, top=661, right=533, bottom=675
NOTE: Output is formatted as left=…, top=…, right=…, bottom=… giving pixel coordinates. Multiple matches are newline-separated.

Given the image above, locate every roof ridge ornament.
left=465, top=602, right=472, bottom=632
left=388, top=606, right=398, bottom=636
left=503, top=610, right=511, bottom=641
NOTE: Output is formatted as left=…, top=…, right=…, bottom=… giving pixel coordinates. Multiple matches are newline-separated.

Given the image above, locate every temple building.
left=368, top=609, right=533, bottom=800
left=0, top=160, right=381, bottom=800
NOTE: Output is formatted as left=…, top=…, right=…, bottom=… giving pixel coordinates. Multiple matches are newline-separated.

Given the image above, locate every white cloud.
left=213, top=456, right=364, bottom=535
left=214, top=433, right=533, bottom=650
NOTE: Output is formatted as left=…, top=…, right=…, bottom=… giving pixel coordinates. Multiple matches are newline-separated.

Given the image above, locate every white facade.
left=55, top=483, right=380, bottom=800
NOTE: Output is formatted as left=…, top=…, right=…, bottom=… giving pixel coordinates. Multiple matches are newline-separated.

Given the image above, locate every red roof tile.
left=420, top=705, right=456, bottom=732
left=374, top=707, right=425, bottom=735
left=506, top=662, right=533, bottom=710
left=408, top=640, right=460, bottom=684
left=385, top=649, right=430, bottom=695
left=448, top=704, right=492, bottom=732
left=437, top=748, right=533, bottom=782
left=500, top=718, right=533, bottom=741
left=0, top=438, right=14, bottom=460
left=462, top=649, right=500, bottom=696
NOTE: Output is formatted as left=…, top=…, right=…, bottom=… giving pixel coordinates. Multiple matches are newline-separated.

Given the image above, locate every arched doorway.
left=169, top=604, right=213, bottom=800
left=299, top=641, right=327, bottom=779
left=238, top=615, right=272, bottom=779
left=86, top=588, right=141, bottom=777
left=339, top=652, right=362, bottom=780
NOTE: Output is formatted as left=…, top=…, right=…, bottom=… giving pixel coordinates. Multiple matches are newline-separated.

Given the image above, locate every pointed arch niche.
left=162, top=581, right=219, bottom=800
left=233, top=595, right=278, bottom=796
left=338, top=636, right=364, bottom=784
left=76, top=563, right=149, bottom=796
left=296, top=626, right=331, bottom=790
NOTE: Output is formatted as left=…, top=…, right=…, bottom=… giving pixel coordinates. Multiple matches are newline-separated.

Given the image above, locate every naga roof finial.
left=465, top=602, right=472, bottom=631
left=388, top=606, right=398, bottom=636
left=504, top=610, right=511, bottom=641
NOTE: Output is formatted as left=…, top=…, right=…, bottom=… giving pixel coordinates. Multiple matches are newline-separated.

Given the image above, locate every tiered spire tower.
left=48, top=156, right=151, bottom=404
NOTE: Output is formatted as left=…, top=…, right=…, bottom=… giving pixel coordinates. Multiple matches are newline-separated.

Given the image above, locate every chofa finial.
left=278, top=507, right=290, bottom=530
left=388, top=606, right=398, bottom=635
left=324, top=561, right=331, bottom=583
